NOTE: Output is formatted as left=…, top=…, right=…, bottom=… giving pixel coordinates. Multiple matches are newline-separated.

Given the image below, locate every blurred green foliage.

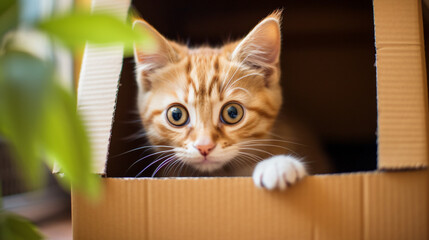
left=0, top=52, right=52, bottom=188
left=0, top=0, right=149, bottom=239
left=0, top=211, right=44, bottom=240
left=0, top=186, right=44, bottom=239
left=38, top=12, right=150, bottom=55
left=0, top=0, right=18, bottom=38
left=0, top=51, right=99, bottom=197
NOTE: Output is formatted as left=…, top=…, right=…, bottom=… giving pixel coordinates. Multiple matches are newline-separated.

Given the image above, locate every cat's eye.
left=166, top=105, right=189, bottom=127
left=221, top=102, right=244, bottom=125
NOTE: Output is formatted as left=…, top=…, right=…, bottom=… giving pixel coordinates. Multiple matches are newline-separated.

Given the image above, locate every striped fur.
left=133, top=11, right=311, bottom=176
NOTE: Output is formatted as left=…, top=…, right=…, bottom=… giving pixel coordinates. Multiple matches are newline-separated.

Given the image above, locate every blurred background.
left=1, top=0, right=429, bottom=239
left=1, top=0, right=77, bottom=239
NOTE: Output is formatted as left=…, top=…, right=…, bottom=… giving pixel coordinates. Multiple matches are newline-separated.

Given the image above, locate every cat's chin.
left=190, top=159, right=225, bottom=172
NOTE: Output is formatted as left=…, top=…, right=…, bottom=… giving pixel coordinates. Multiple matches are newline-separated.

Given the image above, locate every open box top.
left=55, top=0, right=428, bottom=175
left=67, top=0, right=429, bottom=239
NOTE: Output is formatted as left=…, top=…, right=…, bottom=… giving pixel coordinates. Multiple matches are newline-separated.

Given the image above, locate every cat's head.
left=133, top=11, right=283, bottom=173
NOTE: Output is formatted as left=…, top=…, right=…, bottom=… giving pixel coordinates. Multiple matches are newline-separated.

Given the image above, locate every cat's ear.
left=133, top=20, right=177, bottom=72
left=231, top=11, right=281, bottom=68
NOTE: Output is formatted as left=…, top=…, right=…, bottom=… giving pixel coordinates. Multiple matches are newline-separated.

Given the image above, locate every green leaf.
left=41, top=84, right=99, bottom=198
left=0, top=0, right=18, bottom=39
left=37, top=11, right=153, bottom=56
left=0, top=51, right=99, bottom=197
left=0, top=51, right=53, bottom=189
left=0, top=0, right=15, bottom=11
left=0, top=212, right=44, bottom=240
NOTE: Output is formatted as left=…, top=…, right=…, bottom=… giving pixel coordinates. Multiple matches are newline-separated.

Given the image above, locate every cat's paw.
left=252, top=155, right=307, bottom=190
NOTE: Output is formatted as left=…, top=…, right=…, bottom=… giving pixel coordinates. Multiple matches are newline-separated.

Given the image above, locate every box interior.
left=106, top=0, right=378, bottom=177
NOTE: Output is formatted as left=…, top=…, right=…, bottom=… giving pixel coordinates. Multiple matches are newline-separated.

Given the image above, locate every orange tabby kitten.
left=133, top=11, right=318, bottom=190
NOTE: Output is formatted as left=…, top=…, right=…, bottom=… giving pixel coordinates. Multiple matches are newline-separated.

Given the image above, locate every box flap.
left=53, top=0, right=131, bottom=174
left=374, top=0, right=429, bottom=169
left=72, top=172, right=428, bottom=240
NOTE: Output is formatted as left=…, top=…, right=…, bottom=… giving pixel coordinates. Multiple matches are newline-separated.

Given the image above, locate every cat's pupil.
left=172, top=108, right=182, bottom=121
left=227, top=106, right=238, bottom=119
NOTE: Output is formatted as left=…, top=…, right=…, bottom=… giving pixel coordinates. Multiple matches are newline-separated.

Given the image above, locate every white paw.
left=252, top=155, right=307, bottom=190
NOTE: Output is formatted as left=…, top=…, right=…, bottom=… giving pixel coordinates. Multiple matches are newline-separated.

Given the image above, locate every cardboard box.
left=65, top=0, right=429, bottom=239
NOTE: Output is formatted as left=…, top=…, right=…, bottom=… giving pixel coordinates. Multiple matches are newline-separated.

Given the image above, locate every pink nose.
left=195, top=143, right=216, bottom=156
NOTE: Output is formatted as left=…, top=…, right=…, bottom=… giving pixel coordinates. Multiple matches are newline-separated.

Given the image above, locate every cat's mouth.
left=190, top=157, right=225, bottom=171
left=194, top=158, right=222, bottom=165
left=194, top=157, right=223, bottom=165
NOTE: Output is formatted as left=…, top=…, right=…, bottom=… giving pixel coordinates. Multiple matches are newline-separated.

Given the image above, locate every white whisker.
left=112, top=145, right=175, bottom=158
left=134, top=153, right=175, bottom=177
left=177, top=161, right=187, bottom=177
left=164, top=159, right=182, bottom=176
left=239, top=138, right=305, bottom=146
left=221, top=53, right=253, bottom=93
left=238, top=151, right=264, bottom=162
left=152, top=155, right=177, bottom=177
left=234, top=155, right=254, bottom=169
left=239, top=143, right=299, bottom=155
left=226, top=87, right=251, bottom=96
left=224, top=72, right=263, bottom=93
left=239, top=147, right=274, bottom=157
left=129, top=150, right=175, bottom=173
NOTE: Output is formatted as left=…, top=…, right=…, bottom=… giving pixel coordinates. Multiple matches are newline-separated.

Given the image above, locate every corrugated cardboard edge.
left=72, top=171, right=428, bottom=240
left=53, top=0, right=131, bottom=174
left=374, top=0, right=429, bottom=169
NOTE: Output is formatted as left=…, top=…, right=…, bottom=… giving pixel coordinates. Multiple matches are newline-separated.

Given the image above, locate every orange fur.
left=133, top=11, right=330, bottom=176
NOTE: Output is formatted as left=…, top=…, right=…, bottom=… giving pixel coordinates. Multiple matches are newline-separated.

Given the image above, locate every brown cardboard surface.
left=374, top=0, right=429, bottom=168
left=364, top=171, right=428, bottom=239
left=73, top=178, right=149, bottom=239
left=72, top=171, right=428, bottom=240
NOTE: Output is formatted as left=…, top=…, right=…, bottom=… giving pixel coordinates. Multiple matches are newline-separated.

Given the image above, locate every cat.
left=132, top=11, right=330, bottom=190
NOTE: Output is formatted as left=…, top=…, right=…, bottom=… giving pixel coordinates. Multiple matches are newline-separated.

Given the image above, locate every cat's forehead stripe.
left=185, top=57, right=192, bottom=74
left=186, top=54, right=222, bottom=99
left=208, top=73, right=218, bottom=97
left=213, top=57, right=219, bottom=71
